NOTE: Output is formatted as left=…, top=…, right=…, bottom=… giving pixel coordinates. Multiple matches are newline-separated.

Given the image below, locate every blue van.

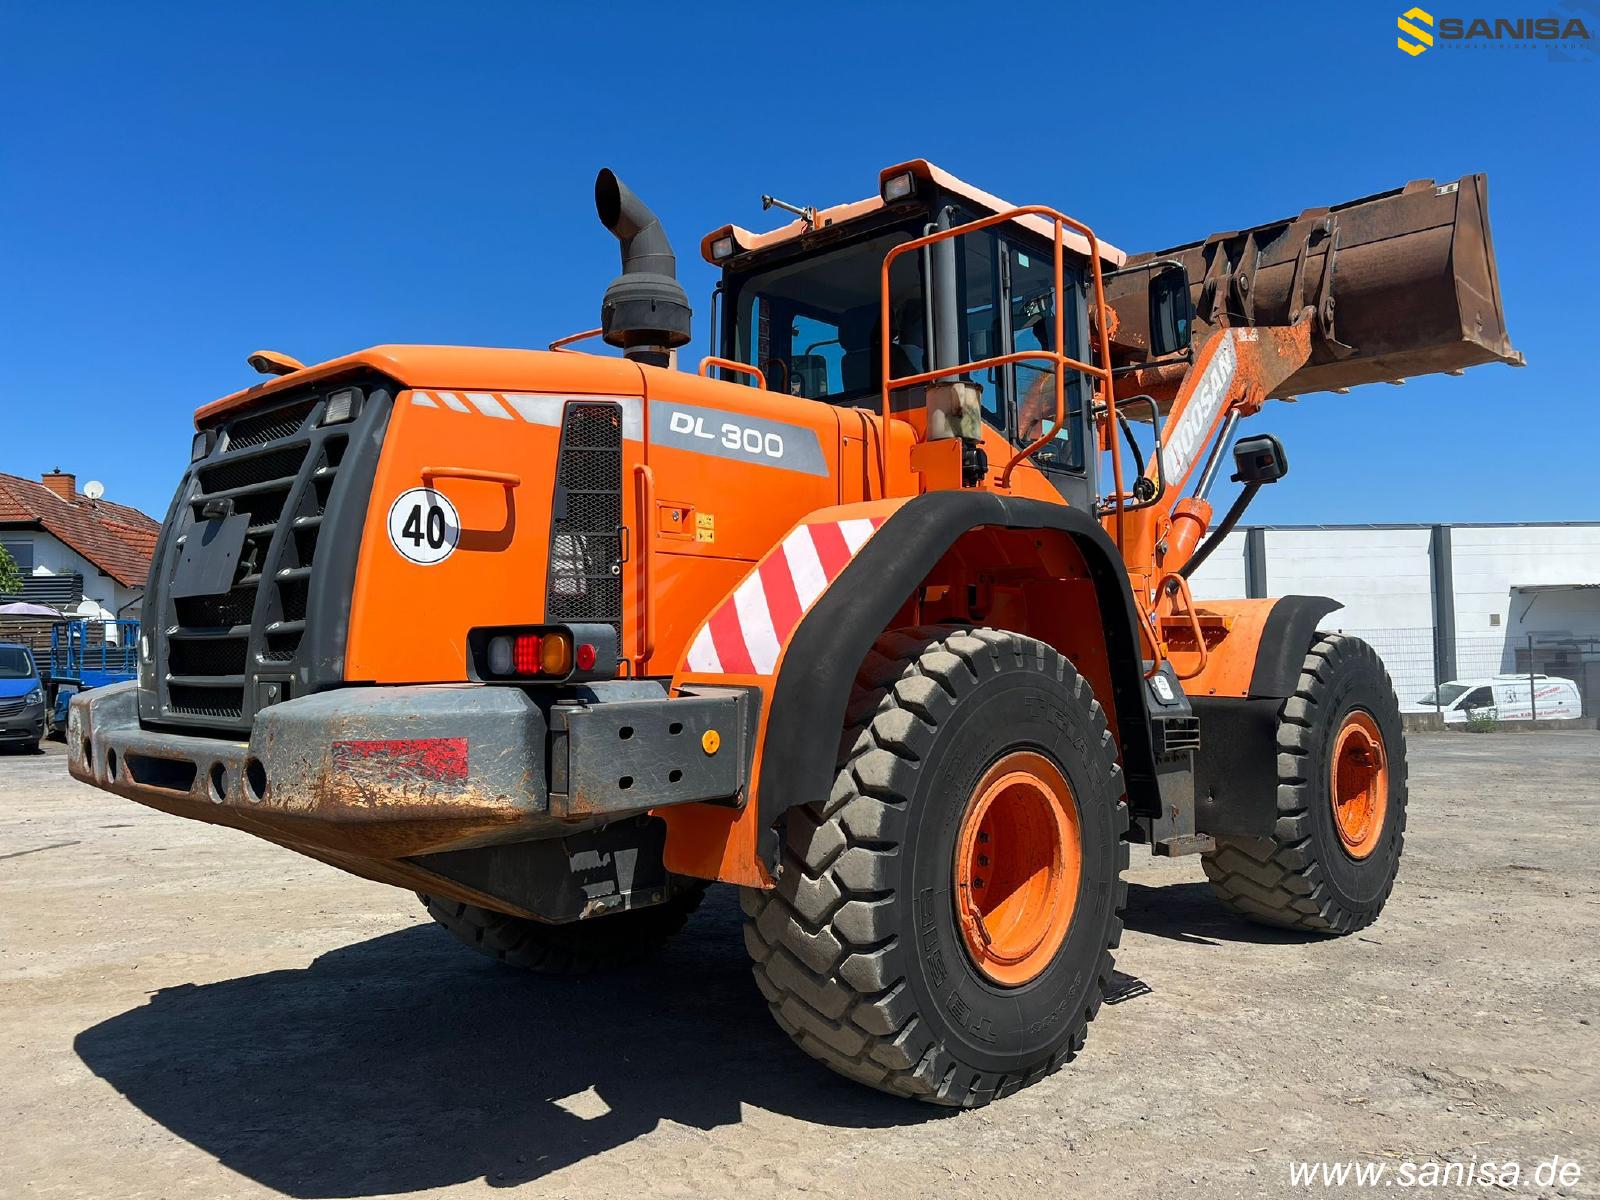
left=0, top=643, right=47, bottom=753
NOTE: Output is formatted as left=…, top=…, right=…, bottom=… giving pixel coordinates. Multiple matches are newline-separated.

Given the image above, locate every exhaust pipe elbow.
left=595, top=168, right=692, bottom=366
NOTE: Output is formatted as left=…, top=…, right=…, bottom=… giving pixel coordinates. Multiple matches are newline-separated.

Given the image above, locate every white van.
left=1420, top=675, right=1584, bottom=723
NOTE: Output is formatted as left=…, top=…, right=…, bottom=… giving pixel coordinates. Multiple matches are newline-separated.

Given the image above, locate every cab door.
left=1459, top=684, right=1497, bottom=720
left=998, top=236, right=1094, bottom=508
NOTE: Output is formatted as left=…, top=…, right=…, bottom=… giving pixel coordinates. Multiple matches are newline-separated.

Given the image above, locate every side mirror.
left=1231, top=434, right=1289, bottom=485
left=1148, top=264, right=1193, bottom=357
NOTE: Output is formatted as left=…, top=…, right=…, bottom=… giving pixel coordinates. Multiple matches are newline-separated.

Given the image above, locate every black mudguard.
left=754, top=491, right=1158, bottom=868
left=1193, top=595, right=1340, bottom=838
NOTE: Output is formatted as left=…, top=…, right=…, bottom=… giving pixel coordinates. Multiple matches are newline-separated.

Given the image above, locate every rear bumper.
left=67, top=681, right=747, bottom=858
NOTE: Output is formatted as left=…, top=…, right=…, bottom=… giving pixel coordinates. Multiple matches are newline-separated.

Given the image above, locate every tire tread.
left=419, top=884, right=706, bottom=976
left=742, top=625, right=1129, bottom=1107
left=1202, top=633, right=1408, bottom=934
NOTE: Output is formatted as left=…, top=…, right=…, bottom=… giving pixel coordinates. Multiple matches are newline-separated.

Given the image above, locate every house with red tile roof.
left=0, top=470, right=160, bottom=622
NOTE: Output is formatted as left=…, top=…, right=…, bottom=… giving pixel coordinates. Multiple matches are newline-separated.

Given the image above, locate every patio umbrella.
left=0, top=602, right=65, bottom=618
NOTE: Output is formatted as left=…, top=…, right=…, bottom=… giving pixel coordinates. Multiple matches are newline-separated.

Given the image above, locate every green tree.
left=0, top=545, right=21, bottom=597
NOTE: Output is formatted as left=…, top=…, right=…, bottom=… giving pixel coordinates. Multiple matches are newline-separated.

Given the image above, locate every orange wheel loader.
left=69, top=162, right=1520, bottom=1106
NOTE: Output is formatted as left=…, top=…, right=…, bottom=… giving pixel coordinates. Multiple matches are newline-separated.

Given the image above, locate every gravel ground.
left=2, top=732, right=1596, bottom=1199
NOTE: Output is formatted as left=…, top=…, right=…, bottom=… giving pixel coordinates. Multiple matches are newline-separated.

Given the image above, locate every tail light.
left=469, top=623, right=618, bottom=683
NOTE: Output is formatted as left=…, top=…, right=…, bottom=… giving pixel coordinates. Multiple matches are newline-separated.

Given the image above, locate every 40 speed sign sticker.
left=387, top=487, right=461, bottom=566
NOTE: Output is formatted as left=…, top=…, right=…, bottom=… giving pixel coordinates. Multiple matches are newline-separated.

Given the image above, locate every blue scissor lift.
left=45, top=618, right=140, bottom=738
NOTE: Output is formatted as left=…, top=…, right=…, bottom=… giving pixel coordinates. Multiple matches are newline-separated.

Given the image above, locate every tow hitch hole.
left=209, top=762, right=228, bottom=804
left=668, top=768, right=683, bottom=783
left=107, top=748, right=119, bottom=782
left=126, top=754, right=197, bottom=794
left=81, top=736, right=92, bottom=765
left=619, top=726, right=634, bottom=740
left=619, top=775, right=634, bottom=790
left=668, top=721, right=683, bottom=735
left=245, top=758, right=268, bottom=802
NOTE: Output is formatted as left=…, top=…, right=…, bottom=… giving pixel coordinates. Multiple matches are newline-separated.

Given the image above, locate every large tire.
left=1203, top=633, right=1407, bottom=934
left=741, top=626, right=1129, bottom=1108
left=419, top=884, right=707, bottom=975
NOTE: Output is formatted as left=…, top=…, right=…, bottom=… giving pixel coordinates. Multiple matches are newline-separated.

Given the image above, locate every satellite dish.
left=83, top=480, right=105, bottom=500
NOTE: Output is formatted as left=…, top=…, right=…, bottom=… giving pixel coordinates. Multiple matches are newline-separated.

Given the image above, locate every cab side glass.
left=1009, top=243, right=1085, bottom=472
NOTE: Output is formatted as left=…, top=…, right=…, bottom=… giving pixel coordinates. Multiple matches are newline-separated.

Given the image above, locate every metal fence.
left=1327, top=626, right=1596, bottom=718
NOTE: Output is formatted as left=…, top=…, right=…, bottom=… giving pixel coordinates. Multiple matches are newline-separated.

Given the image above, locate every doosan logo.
left=1398, top=6, right=1594, bottom=55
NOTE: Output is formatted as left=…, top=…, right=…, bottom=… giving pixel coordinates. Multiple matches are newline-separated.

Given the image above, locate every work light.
left=321, top=387, right=362, bottom=425
left=882, top=172, right=916, bottom=202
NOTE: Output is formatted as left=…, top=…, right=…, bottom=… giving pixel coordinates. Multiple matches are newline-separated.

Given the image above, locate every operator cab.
left=702, top=161, right=1125, bottom=498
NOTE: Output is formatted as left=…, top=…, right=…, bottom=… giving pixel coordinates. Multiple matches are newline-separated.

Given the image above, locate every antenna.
left=761, top=194, right=818, bottom=231
left=82, top=480, right=105, bottom=501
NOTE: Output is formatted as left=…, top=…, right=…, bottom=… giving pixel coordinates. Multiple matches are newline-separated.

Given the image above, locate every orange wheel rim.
left=1331, top=710, right=1389, bottom=859
left=953, top=751, right=1081, bottom=987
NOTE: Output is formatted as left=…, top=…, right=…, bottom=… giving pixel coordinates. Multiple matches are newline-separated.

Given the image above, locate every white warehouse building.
left=1186, top=522, right=1600, bottom=714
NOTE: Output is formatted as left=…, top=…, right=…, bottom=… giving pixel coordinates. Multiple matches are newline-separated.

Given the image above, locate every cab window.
left=1006, top=241, right=1085, bottom=473
left=954, top=227, right=1004, bottom=427
left=724, top=213, right=1086, bottom=479
left=731, top=228, right=925, bottom=404
left=1460, top=686, right=1494, bottom=710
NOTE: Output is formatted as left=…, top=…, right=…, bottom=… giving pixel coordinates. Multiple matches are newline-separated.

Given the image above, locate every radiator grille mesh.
left=545, top=402, right=623, bottom=641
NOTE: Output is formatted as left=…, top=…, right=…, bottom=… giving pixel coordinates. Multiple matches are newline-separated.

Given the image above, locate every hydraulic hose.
left=1178, top=482, right=1260, bottom=580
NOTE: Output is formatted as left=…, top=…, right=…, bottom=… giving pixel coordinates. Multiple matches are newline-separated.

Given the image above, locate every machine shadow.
left=1121, top=881, right=1325, bottom=946
left=74, top=888, right=943, bottom=1198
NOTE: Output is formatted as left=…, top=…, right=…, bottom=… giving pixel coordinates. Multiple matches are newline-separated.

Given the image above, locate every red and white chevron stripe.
left=684, top=516, right=887, bottom=676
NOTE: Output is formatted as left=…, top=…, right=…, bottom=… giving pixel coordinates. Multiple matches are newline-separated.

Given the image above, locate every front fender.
left=662, top=492, right=1158, bottom=878
left=1183, top=595, right=1342, bottom=699
left=1184, top=595, right=1343, bottom=839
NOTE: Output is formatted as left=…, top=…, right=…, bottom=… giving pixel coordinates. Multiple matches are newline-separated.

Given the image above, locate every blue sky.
left=2, top=1, right=1595, bottom=524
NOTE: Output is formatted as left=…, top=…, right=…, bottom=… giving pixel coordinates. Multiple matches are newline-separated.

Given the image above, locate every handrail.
left=1132, top=595, right=1165, bottom=679
left=1154, top=570, right=1209, bottom=680
left=699, top=356, right=767, bottom=390
left=632, top=464, right=656, bottom=671
left=877, top=204, right=1123, bottom=550
left=548, top=327, right=604, bottom=353
left=420, top=466, right=521, bottom=488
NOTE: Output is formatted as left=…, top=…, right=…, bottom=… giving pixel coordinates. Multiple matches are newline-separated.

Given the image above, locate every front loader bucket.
left=1107, top=175, right=1522, bottom=398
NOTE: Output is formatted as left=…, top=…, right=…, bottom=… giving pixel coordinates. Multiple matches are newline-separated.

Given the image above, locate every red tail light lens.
left=511, top=634, right=543, bottom=674
left=575, top=642, right=597, bottom=671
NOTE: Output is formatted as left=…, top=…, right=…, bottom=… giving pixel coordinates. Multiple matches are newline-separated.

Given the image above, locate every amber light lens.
left=539, top=631, right=573, bottom=676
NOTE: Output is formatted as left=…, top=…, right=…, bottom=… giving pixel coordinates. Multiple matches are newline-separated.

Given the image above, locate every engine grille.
left=545, top=401, right=623, bottom=642
left=142, top=382, right=392, bottom=733
left=226, top=398, right=318, bottom=450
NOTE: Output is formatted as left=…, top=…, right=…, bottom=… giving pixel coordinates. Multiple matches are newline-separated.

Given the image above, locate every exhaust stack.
left=595, top=169, right=692, bottom=367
